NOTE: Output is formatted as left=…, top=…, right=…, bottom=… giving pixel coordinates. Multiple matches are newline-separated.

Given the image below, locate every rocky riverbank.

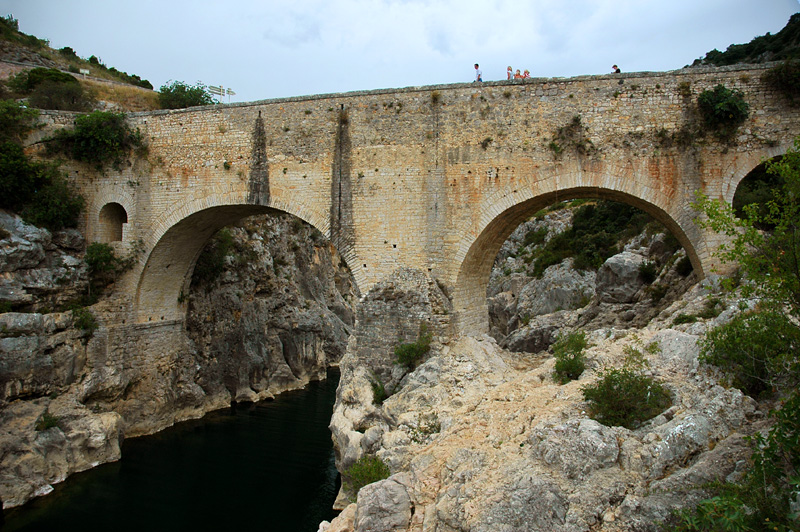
left=0, top=211, right=356, bottom=508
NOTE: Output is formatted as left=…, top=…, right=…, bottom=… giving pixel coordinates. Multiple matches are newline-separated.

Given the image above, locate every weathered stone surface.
left=595, top=251, right=647, bottom=303
left=0, top=213, right=357, bottom=508
left=328, top=273, right=765, bottom=531
left=0, top=398, right=121, bottom=508
left=0, top=210, right=87, bottom=311
left=354, top=477, right=412, bottom=532
left=516, top=260, right=595, bottom=318
left=528, top=419, right=620, bottom=479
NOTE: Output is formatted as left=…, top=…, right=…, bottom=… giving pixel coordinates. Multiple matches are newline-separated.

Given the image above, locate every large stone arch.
left=451, top=185, right=707, bottom=335
left=134, top=196, right=355, bottom=324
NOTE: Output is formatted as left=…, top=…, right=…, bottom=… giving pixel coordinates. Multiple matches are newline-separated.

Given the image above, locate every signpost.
left=208, top=85, right=236, bottom=103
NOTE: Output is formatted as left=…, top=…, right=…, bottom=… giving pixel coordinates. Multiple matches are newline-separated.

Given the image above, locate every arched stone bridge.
left=52, top=63, right=800, bottom=335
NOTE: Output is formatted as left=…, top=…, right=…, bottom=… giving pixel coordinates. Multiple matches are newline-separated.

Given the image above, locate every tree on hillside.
left=158, top=80, right=214, bottom=109
left=693, top=12, right=800, bottom=65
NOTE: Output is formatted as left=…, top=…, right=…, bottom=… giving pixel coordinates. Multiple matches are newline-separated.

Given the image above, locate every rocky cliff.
left=322, top=203, right=762, bottom=532
left=0, top=210, right=356, bottom=508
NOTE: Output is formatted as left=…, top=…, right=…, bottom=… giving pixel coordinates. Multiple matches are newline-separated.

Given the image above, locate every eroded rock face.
left=0, top=212, right=358, bottom=508
left=0, top=397, right=121, bottom=508
left=327, top=279, right=762, bottom=532
left=0, top=211, right=87, bottom=311
left=486, top=204, right=698, bottom=352
left=185, top=215, right=357, bottom=404
left=595, top=251, right=647, bottom=303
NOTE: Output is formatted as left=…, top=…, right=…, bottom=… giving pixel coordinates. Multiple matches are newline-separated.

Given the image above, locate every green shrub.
left=28, top=79, right=93, bottom=111
left=699, top=309, right=800, bottom=397
left=582, top=367, right=672, bottom=429
left=552, top=330, right=587, bottom=384
left=522, top=226, right=548, bottom=247
left=10, top=67, right=78, bottom=94
left=696, top=84, right=749, bottom=140
left=48, top=111, right=144, bottom=170
left=71, top=306, right=98, bottom=336
left=0, top=100, right=38, bottom=143
left=370, top=374, right=389, bottom=405
left=394, top=323, right=432, bottom=369
left=35, top=410, right=60, bottom=431
left=0, top=141, right=44, bottom=212
left=0, top=141, right=84, bottom=230
left=84, top=242, right=131, bottom=296
left=673, top=313, right=698, bottom=325
left=85, top=242, right=120, bottom=274
left=58, top=46, right=79, bottom=59
left=191, top=228, right=234, bottom=287
left=343, top=455, right=391, bottom=499
left=531, top=201, right=653, bottom=276
left=638, top=261, right=658, bottom=284
left=158, top=80, right=214, bottom=109
left=20, top=167, right=84, bottom=231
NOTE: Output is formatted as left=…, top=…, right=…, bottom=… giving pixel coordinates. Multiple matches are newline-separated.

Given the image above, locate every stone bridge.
left=46, top=63, right=800, bottom=335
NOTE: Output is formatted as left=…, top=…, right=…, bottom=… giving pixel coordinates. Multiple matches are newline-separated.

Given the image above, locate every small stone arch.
left=723, top=144, right=790, bottom=204
left=97, top=202, right=128, bottom=243
left=451, top=186, right=706, bottom=335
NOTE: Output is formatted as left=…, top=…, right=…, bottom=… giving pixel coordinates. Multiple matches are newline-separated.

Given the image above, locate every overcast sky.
left=4, top=0, right=800, bottom=103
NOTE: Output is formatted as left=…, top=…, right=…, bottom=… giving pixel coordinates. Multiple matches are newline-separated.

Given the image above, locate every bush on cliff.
left=696, top=84, right=749, bottom=140
left=0, top=141, right=83, bottom=231
left=343, top=455, right=391, bottom=500
left=394, top=323, right=433, bottom=369
left=582, top=367, right=672, bottom=429
left=699, top=309, right=800, bottom=398
left=530, top=200, right=652, bottom=276
left=552, top=330, right=587, bottom=384
left=47, top=111, right=144, bottom=170
left=0, top=99, right=38, bottom=143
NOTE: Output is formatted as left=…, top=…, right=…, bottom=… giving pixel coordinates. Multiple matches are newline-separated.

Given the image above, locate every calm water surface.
left=3, top=369, right=341, bottom=532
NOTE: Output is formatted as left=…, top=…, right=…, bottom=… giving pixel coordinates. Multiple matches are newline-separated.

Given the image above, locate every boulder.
left=596, top=251, right=647, bottom=303
left=354, top=478, right=412, bottom=532
left=515, top=260, right=595, bottom=318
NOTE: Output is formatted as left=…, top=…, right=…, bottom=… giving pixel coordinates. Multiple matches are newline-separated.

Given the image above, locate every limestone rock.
left=354, top=477, right=412, bottom=532
left=0, top=210, right=87, bottom=311
left=596, top=251, right=647, bottom=303
left=515, top=260, right=595, bottom=318
left=528, top=419, right=620, bottom=479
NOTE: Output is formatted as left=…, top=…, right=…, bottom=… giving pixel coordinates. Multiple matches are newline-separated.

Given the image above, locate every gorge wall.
left=0, top=210, right=356, bottom=508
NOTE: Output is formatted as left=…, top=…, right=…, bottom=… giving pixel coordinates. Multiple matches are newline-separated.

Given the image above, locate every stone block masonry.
left=33, top=62, right=800, bottom=335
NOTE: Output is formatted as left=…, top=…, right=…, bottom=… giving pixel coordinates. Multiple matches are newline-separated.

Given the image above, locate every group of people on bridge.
left=473, top=63, right=622, bottom=82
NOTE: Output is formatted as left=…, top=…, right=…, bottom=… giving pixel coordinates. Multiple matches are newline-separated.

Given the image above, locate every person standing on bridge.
left=474, top=63, right=482, bottom=82
left=507, top=66, right=513, bottom=80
